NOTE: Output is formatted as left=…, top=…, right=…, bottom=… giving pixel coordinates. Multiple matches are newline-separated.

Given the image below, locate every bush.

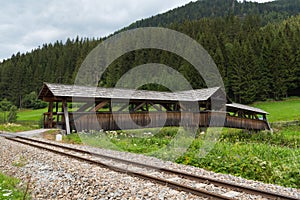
left=0, top=98, right=14, bottom=123
left=8, top=105, right=18, bottom=123
left=22, top=92, right=47, bottom=109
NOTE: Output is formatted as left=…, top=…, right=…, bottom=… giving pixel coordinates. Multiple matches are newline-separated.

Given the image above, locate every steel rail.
left=5, top=136, right=232, bottom=200
left=5, top=135, right=299, bottom=200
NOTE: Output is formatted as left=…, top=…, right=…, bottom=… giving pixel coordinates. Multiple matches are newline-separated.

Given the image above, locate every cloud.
left=0, top=0, right=273, bottom=61
left=0, top=0, right=197, bottom=61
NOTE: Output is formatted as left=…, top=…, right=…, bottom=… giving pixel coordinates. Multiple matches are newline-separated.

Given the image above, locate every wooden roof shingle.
left=38, top=83, right=221, bottom=102
left=226, top=103, right=268, bottom=115
left=38, top=83, right=268, bottom=115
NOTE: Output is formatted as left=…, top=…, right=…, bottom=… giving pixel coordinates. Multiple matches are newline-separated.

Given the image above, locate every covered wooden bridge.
left=38, top=83, right=270, bottom=134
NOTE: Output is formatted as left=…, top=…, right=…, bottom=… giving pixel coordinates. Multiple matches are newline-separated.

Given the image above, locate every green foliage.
left=21, top=92, right=47, bottom=110
left=68, top=125, right=300, bottom=188
left=0, top=38, right=100, bottom=106
left=0, top=172, right=30, bottom=199
left=0, top=99, right=12, bottom=112
left=220, top=126, right=300, bottom=148
left=0, top=123, right=38, bottom=132
left=125, top=0, right=300, bottom=30
left=175, top=127, right=300, bottom=188
left=0, top=0, right=300, bottom=105
left=7, top=105, right=18, bottom=123
left=78, top=128, right=179, bottom=153
left=177, top=142, right=299, bottom=188
left=0, top=99, right=13, bottom=123
left=62, top=133, right=82, bottom=144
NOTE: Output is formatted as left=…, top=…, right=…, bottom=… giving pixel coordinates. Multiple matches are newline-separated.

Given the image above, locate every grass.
left=178, top=126, right=300, bottom=188
left=178, top=141, right=299, bottom=188
left=63, top=126, right=299, bottom=188
left=252, top=97, right=300, bottom=122
left=4, top=97, right=300, bottom=188
left=17, top=108, right=46, bottom=121
left=0, top=172, right=30, bottom=200
left=0, top=108, right=44, bottom=132
left=0, top=123, right=39, bottom=132
left=62, top=132, right=83, bottom=144
left=220, top=127, right=300, bottom=148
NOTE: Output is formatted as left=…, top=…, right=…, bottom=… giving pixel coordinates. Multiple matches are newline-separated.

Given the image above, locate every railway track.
left=3, top=134, right=299, bottom=200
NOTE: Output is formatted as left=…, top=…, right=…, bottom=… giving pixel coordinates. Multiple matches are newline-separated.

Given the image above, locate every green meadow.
left=252, top=97, right=300, bottom=122
left=1, top=98, right=299, bottom=188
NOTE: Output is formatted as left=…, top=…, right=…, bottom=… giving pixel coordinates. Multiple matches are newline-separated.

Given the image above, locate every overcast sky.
left=0, top=0, right=273, bottom=61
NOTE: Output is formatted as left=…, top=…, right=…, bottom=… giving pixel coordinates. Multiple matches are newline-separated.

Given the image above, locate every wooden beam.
left=77, top=102, right=94, bottom=112
left=117, top=103, right=129, bottom=112
left=161, top=103, right=172, bottom=111
left=48, top=102, right=53, bottom=128
left=133, top=102, right=146, bottom=112
left=174, top=103, right=179, bottom=111
left=179, top=103, right=187, bottom=111
left=149, top=102, right=162, bottom=111
left=90, top=101, right=109, bottom=112
left=62, top=99, right=71, bottom=135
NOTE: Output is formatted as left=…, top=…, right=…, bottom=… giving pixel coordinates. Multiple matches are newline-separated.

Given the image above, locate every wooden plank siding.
left=44, top=111, right=269, bottom=131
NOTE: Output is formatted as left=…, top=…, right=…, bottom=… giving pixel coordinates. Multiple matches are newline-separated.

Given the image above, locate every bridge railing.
left=43, top=111, right=269, bottom=131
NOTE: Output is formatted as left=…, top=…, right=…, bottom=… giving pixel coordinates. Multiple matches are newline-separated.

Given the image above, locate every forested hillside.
left=123, top=0, right=300, bottom=30
left=0, top=0, right=300, bottom=107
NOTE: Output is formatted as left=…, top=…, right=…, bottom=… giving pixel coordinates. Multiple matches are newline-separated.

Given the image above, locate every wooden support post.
left=62, top=99, right=71, bottom=135
left=263, top=114, right=272, bottom=130
left=55, top=102, right=59, bottom=125
left=56, top=102, right=59, bottom=112
left=174, top=103, right=180, bottom=111
left=205, top=102, right=209, bottom=110
left=263, top=114, right=267, bottom=121
left=109, top=102, right=112, bottom=112
left=48, top=102, right=53, bottom=128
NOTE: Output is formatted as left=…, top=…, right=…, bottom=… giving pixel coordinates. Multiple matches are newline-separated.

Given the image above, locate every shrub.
left=22, top=92, right=47, bottom=109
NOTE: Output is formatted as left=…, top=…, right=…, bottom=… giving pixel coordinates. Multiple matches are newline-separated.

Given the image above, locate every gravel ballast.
left=0, top=136, right=299, bottom=199
left=0, top=137, right=205, bottom=199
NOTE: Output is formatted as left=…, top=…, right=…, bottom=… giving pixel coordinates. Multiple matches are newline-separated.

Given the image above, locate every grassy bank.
left=0, top=123, right=39, bottom=132
left=0, top=172, right=30, bottom=199
left=62, top=125, right=299, bottom=188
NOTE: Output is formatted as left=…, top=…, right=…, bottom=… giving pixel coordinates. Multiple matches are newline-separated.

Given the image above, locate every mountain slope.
left=121, top=0, right=300, bottom=31
left=0, top=0, right=300, bottom=106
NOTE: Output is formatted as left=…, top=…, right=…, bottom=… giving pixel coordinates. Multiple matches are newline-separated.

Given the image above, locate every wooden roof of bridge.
left=38, top=83, right=268, bottom=115
left=226, top=103, right=268, bottom=115
left=38, top=83, right=222, bottom=102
